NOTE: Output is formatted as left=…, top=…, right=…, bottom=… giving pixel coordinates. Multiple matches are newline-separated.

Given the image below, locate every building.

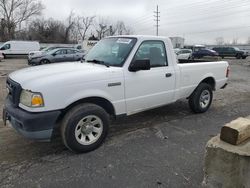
left=170, top=37, right=185, bottom=49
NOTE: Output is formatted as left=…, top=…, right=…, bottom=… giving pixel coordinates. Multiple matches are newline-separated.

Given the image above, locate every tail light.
left=226, top=66, right=230, bottom=78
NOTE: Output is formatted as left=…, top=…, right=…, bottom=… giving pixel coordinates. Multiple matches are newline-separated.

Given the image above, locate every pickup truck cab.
left=3, top=35, right=229, bottom=153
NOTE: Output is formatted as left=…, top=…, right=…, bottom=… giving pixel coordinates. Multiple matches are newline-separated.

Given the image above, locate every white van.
left=0, top=41, right=40, bottom=58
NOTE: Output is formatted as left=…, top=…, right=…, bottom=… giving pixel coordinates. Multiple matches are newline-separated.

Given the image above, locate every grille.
left=6, top=77, right=22, bottom=107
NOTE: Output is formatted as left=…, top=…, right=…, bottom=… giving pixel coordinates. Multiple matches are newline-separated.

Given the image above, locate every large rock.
left=202, top=135, right=250, bottom=188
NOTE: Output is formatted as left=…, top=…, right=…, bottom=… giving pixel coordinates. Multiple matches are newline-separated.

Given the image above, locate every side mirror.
left=129, top=59, right=150, bottom=72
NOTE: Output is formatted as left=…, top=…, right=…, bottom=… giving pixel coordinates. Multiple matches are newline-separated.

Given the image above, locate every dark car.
left=212, top=47, right=248, bottom=59
left=28, top=48, right=85, bottom=65
left=191, top=49, right=219, bottom=59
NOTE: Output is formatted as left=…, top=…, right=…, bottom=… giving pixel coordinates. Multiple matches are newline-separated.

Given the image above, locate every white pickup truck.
left=3, top=35, right=229, bottom=153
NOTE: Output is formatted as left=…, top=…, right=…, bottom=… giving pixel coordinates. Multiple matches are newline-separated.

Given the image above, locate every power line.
left=154, top=5, right=160, bottom=36
left=183, top=25, right=250, bottom=35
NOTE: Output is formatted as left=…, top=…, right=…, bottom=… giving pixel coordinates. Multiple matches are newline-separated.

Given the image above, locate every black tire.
left=236, top=54, right=242, bottom=59
left=61, top=103, right=109, bottom=153
left=221, top=56, right=224, bottom=59
left=40, top=59, right=50, bottom=64
left=189, top=83, right=213, bottom=113
left=3, top=54, right=6, bottom=59
left=242, top=56, right=247, bottom=59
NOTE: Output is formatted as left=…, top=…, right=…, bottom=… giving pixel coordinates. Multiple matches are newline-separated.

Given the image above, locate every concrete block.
left=202, top=135, right=250, bottom=188
left=220, top=117, right=250, bottom=145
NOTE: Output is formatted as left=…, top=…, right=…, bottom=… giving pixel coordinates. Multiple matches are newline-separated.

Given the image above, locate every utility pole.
left=154, top=5, right=160, bottom=36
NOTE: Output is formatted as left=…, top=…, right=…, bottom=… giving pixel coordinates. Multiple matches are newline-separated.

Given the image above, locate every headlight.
left=31, top=56, right=42, bottom=60
left=20, top=90, right=44, bottom=107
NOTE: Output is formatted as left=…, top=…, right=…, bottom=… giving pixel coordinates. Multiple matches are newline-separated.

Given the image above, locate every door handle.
left=165, top=73, right=172, bottom=77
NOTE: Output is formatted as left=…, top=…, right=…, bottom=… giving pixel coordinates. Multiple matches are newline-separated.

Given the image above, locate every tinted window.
left=133, top=41, right=168, bottom=68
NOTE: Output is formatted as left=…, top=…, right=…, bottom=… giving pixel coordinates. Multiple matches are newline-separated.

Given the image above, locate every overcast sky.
left=42, top=0, right=249, bottom=44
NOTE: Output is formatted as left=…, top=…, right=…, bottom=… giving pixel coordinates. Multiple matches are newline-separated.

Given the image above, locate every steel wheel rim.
left=75, top=115, right=103, bottom=145
left=199, top=90, right=211, bottom=108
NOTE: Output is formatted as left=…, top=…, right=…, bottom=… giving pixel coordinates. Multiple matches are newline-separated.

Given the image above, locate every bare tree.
left=75, top=15, right=95, bottom=41
left=95, top=20, right=133, bottom=39
left=64, top=11, right=75, bottom=43
left=215, top=37, right=224, bottom=45
left=94, top=17, right=111, bottom=39
left=28, top=18, right=68, bottom=43
left=0, top=0, right=44, bottom=40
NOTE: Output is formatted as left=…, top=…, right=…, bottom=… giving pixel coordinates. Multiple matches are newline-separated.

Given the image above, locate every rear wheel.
left=242, top=56, right=247, bottom=59
left=189, top=83, right=213, bottom=113
left=61, top=103, right=109, bottom=153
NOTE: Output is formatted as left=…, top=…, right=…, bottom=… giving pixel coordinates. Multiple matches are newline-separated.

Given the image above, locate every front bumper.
left=28, top=58, right=41, bottom=65
left=3, top=98, right=61, bottom=141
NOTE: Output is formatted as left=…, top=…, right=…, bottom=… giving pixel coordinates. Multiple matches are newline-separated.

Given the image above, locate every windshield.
left=0, top=43, right=10, bottom=50
left=85, top=37, right=137, bottom=67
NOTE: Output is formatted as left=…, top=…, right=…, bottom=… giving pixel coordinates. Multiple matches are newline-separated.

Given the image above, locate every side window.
left=67, top=49, right=76, bottom=54
left=0, top=44, right=10, bottom=50
left=133, top=41, right=168, bottom=68
left=5, top=44, right=10, bottom=50
left=55, top=50, right=61, bottom=55
left=62, top=49, right=67, bottom=54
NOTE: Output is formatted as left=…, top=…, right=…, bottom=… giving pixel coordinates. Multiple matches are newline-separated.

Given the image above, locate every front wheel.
left=236, top=54, right=242, bottom=59
left=40, top=59, right=50, bottom=64
left=189, top=83, right=213, bottom=113
left=61, top=103, right=109, bottom=153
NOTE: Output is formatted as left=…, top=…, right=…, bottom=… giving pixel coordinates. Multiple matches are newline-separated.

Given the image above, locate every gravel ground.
left=0, top=57, right=250, bottom=188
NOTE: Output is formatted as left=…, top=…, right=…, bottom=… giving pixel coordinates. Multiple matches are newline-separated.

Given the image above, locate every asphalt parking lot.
left=0, top=58, right=250, bottom=188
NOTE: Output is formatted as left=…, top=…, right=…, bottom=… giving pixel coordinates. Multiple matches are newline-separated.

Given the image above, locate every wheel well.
left=57, top=97, right=115, bottom=123
left=200, top=77, right=216, bottom=90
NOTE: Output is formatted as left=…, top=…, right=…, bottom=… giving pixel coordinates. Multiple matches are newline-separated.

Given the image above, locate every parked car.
left=177, top=49, right=192, bottom=60
left=191, top=49, right=219, bottom=59
left=28, top=46, right=72, bottom=60
left=3, top=35, right=229, bottom=153
left=174, top=48, right=181, bottom=54
left=28, top=48, right=85, bottom=65
left=0, top=41, right=40, bottom=58
left=0, top=52, right=4, bottom=61
left=212, top=47, right=248, bottom=59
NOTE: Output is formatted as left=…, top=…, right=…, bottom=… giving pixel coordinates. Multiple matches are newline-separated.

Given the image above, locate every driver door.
left=124, top=40, right=176, bottom=115
left=53, top=49, right=68, bottom=62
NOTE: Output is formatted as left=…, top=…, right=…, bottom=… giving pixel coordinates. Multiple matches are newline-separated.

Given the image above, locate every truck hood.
left=9, top=62, right=122, bottom=90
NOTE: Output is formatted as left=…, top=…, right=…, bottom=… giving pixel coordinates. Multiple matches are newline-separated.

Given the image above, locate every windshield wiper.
left=86, top=59, right=110, bottom=67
